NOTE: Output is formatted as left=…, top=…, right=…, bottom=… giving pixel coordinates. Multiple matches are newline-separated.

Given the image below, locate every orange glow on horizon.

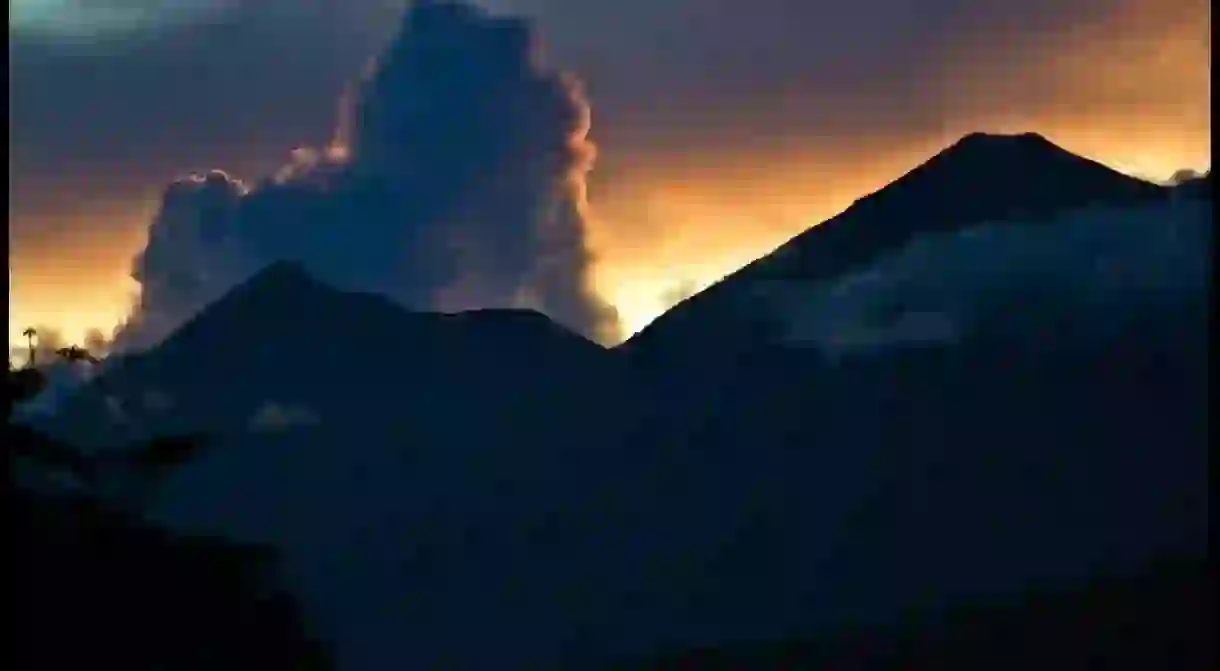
left=8, top=0, right=1209, bottom=349
left=589, top=129, right=1210, bottom=338
left=8, top=133, right=1210, bottom=351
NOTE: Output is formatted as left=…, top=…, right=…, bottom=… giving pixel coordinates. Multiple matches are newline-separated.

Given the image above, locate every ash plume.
left=113, top=1, right=619, bottom=352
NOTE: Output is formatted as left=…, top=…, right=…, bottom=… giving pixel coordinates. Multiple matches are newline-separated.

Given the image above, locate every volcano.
left=623, top=132, right=1172, bottom=366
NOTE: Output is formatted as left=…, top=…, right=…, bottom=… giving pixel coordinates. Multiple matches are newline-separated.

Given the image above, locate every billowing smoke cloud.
left=116, top=170, right=258, bottom=351
left=83, top=328, right=112, bottom=358
left=113, top=1, right=619, bottom=351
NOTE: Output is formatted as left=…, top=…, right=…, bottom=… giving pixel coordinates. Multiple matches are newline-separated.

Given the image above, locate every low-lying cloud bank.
left=759, top=196, right=1210, bottom=358
left=111, top=1, right=619, bottom=353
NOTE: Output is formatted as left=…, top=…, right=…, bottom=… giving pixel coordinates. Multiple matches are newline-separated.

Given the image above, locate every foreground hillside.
left=8, top=367, right=331, bottom=670
left=625, top=557, right=1212, bottom=670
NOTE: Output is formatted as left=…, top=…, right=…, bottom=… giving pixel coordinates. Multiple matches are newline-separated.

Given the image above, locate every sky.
left=9, top=0, right=1211, bottom=349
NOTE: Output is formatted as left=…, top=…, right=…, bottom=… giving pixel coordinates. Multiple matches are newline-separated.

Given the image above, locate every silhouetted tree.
left=55, top=345, right=101, bottom=365
left=22, top=327, right=37, bottom=367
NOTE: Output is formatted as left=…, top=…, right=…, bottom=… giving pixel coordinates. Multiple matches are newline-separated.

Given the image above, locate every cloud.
left=83, top=328, right=113, bottom=358
left=513, top=0, right=1209, bottom=147
left=105, top=396, right=129, bottom=424
left=763, top=198, right=1209, bottom=358
left=112, top=1, right=619, bottom=351
left=249, top=401, right=321, bottom=432
left=115, top=171, right=259, bottom=351
left=88, top=389, right=171, bottom=426
left=142, top=390, right=175, bottom=413
left=1167, top=168, right=1206, bottom=185
left=811, top=312, right=959, bottom=361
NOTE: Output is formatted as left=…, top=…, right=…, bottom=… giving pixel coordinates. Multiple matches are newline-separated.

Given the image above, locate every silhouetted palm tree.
left=22, top=328, right=37, bottom=368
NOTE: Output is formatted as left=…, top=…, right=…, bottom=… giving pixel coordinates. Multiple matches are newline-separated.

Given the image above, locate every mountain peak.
left=244, top=260, right=318, bottom=290
left=42, top=263, right=619, bottom=449
left=747, top=131, right=1168, bottom=280
left=953, top=131, right=1055, bottom=149
left=623, top=131, right=1170, bottom=363
left=920, top=132, right=1084, bottom=177
left=164, top=260, right=335, bottom=340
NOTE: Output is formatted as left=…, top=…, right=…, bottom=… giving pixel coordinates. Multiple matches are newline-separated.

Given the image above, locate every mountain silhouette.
left=19, top=134, right=1210, bottom=670
left=156, top=259, right=608, bottom=367
left=623, top=132, right=1171, bottom=367
left=38, top=260, right=628, bottom=453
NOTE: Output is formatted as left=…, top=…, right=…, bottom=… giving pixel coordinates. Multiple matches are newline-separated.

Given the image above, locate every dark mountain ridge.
left=622, top=132, right=1173, bottom=367
left=37, top=260, right=628, bottom=450
left=16, top=132, right=1210, bottom=670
